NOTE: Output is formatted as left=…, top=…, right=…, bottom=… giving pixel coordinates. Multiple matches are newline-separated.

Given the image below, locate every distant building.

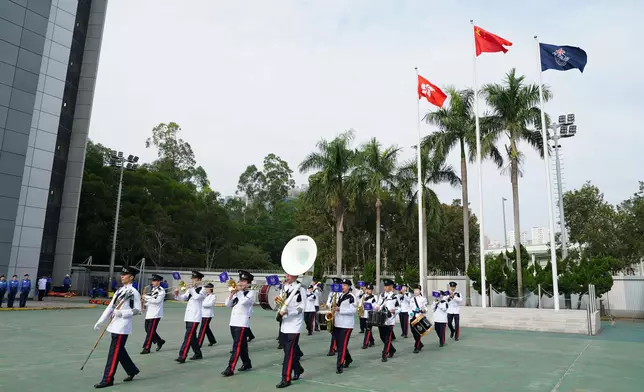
left=507, top=231, right=528, bottom=246
left=531, top=227, right=550, bottom=245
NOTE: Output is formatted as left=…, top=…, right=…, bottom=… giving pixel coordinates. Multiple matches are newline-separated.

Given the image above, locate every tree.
left=424, top=87, right=503, bottom=304
left=263, top=153, right=296, bottom=208
left=428, top=200, right=480, bottom=273
left=617, top=182, right=644, bottom=267
left=236, top=165, right=266, bottom=206
left=353, top=138, right=400, bottom=291
left=299, top=130, right=357, bottom=276
left=482, top=68, right=551, bottom=306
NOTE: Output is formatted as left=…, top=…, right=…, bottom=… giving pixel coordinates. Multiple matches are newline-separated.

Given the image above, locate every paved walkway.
left=0, top=296, right=96, bottom=311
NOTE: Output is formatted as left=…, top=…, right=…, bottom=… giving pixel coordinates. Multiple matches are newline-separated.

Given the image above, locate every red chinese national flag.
left=417, top=75, right=446, bottom=108
left=474, top=26, right=512, bottom=56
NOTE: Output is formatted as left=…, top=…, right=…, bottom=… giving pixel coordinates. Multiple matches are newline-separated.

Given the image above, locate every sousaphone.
left=274, top=235, right=317, bottom=321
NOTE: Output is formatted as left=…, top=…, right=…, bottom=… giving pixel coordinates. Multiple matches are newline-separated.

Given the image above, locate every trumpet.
left=226, top=278, right=262, bottom=292
left=173, top=279, right=219, bottom=293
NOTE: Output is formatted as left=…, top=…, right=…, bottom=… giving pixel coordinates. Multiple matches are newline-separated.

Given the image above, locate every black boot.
left=140, top=349, right=150, bottom=355
left=94, top=381, right=113, bottom=389
left=123, top=370, right=139, bottom=382
left=221, top=368, right=234, bottom=377
left=156, top=340, right=165, bottom=351
left=239, top=363, right=252, bottom=371
left=175, top=357, right=186, bottom=363
left=276, top=380, right=291, bottom=388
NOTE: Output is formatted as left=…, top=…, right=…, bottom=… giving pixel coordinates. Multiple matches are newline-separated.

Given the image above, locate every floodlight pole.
left=108, top=159, right=125, bottom=286
left=552, top=129, right=568, bottom=260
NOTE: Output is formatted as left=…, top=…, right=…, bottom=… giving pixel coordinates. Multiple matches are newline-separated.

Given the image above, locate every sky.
left=88, top=0, right=644, bottom=244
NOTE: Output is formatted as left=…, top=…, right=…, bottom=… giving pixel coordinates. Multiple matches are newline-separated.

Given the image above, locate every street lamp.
left=107, top=151, right=139, bottom=291
left=548, top=114, right=577, bottom=260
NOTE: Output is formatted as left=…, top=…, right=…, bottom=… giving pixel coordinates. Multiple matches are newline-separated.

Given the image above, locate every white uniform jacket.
left=97, top=285, right=142, bottom=335
left=38, top=278, right=47, bottom=290
left=399, top=292, right=412, bottom=312
left=312, top=284, right=321, bottom=306
left=360, top=294, right=377, bottom=319
left=447, top=291, right=464, bottom=314
left=305, top=291, right=317, bottom=312
left=176, top=286, right=206, bottom=322
left=280, top=283, right=306, bottom=334
left=410, top=295, right=428, bottom=315
left=432, top=298, right=448, bottom=323
left=225, top=289, right=255, bottom=327
left=334, top=292, right=356, bottom=329
left=202, top=293, right=216, bottom=318
left=144, top=286, right=165, bottom=319
left=376, top=292, right=400, bottom=326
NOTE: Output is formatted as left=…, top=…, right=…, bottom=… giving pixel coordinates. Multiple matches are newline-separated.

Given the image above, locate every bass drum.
left=317, top=310, right=330, bottom=330
left=258, top=284, right=281, bottom=311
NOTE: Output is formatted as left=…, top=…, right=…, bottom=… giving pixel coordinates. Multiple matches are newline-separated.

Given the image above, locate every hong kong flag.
left=417, top=75, right=446, bottom=108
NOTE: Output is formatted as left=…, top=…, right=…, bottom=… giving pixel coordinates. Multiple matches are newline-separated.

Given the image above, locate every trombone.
left=172, top=279, right=219, bottom=293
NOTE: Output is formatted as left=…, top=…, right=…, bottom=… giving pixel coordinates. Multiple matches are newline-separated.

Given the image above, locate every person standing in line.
left=7, top=275, right=19, bottom=308
left=410, top=284, right=428, bottom=353
left=198, top=283, right=217, bottom=347
left=0, top=275, right=7, bottom=307
left=326, top=277, right=342, bottom=356
left=304, top=285, right=317, bottom=336
left=19, top=274, right=31, bottom=307
left=174, top=271, right=205, bottom=363
left=447, top=281, right=463, bottom=341
left=222, top=270, right=255, bottom=377
left=141, top=274, right=166, bottom=354
left=360, top=283, right=377, bottom=349
left=93, top=266, right=142, bottom=388
left=431, top=291, right=449, bottom=347
left=375, top=278, right=400, bottom=362
left=398, top=284, right=412, bottom=338
left=37, top=276, right=47, bottom=301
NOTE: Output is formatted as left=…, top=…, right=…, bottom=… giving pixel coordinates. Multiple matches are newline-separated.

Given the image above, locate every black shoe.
left=276, top=381, right=291, bottom=388
left=229, top=350, right=233, bottom=354
left=336, top=367, right=344, bottom=374
left=404, top=335, right=408, bottom=338
left=208, top=341, right=216, bottom=346
left=175, top=357, right=186, bottom=363
left=359, top=330, right=364, bottom=334
left=450, top=331, right=455, bottom=338
left=156, top=340, right=165, bottom=351
left=344, top=358, right=353, bottom=368
left=140, top=349, right=150, bottom=355
left=388, top=349, right=396, bottom=358
left=239, top=364, right=252, bottom=371
left=221, top=368, right=234, bottom=377
left=277, top=344, right=283, bottom=349
left=440, top=344, right=445, bottom=347
left=247, top=337, right=254, bottom=342
left=123, top=370, right=139, bottom=382
left=413, top=348, right=419, bottom=354
left=361, top=345, right=368, bottom=349
left=455, top=338, right=459, bottom=341
left=190, top=354, right=203, bottom=360
left=381, top=357, right=388, bottom=362
left=369, top=342, right=375, bottom=347
left=326, top=351, right=335, bottom=356
left=94, top=381, right=114, bottom=389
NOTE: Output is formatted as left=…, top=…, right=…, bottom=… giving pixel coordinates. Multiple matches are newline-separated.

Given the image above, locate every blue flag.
left=266, top=275, right=280, bottom=286
left=539, top=43, right=587, bottom=73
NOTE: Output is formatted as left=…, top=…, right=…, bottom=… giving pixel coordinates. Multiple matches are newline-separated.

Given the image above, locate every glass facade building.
left=0, top=0, right=107, bottom=286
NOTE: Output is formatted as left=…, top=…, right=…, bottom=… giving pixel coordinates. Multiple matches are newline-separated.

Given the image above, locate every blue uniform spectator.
left=7, top=276, right=19, bottom=307
left=63, top=275, right=72, bottom=292
left=0, top=275, right=7, bottom=307
left=19, top=274, right=32, bottom=308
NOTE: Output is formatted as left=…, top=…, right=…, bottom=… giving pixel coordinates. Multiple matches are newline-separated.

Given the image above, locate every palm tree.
left=353, top=138, right=401, bottom=291
left=423, top=87, right=503, bottom=305
left=299, top=130, right=357, bottom=276
left=482, top=68, right=551, bottom=306
left=397, top=146, right=461, bottom=277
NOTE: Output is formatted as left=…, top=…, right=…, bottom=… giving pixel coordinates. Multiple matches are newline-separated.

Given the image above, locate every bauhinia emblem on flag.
left=417, top=75, right=446, bottom=108
left=474, top=26, right=512, bottom=56
left=539, top=43, right=587, bottom=73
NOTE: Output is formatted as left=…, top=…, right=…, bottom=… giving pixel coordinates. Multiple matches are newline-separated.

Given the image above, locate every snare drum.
left=258, top=284, right=281, bottom=311
left=367, top=310, right=387, bottom=327
left=410, top=314, right=432, bottom=336
left=317, top=310, right=329, bottom=330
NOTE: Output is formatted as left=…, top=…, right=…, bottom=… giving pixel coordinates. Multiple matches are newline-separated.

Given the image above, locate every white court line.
left=551, top=340, right=592, bottom=392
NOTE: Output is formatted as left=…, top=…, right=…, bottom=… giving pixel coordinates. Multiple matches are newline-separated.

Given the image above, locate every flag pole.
left=415, top=66, right=426, bottom=297
left=534, top=36, right=560, bottom=311
left=470, top=20, right=486, bottom=308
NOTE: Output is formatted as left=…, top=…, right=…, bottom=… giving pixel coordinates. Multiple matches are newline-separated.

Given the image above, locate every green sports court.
left=1, top=301, right=642, bottom=392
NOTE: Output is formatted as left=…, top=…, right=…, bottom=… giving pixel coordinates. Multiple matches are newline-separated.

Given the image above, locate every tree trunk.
left=460, top=139, right=471, bottom=306
left=375, top=198, right=382, bottom=293
left=510, top=138, right=524, bottom=307
left=335, top=209, right=344, bottom=277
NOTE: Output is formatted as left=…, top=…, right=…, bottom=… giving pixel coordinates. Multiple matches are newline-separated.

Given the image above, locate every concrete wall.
left=460, top=307, right=600, bottom=335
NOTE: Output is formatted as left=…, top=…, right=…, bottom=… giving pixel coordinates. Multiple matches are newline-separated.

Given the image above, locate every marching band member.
left=431, top=291, right=448, bottom=347
left=326, top=277, right=342, bottom=356
left=410, top=284, right=428, bottom=353
left=276, top=273, right=306, bottom=388
left=355, top=285, right=365, bottom=333
left=198, top=283, right=217, bottom=347
left=222, top=270, right=255, bottom=377
left=447, top=281, right=463, bottom=341
left=304, top=285, right=317, bottom=335
left=277, top=278, right=286, bottom=349
left=174, top=270, right=205, bottom=363
left=375, top=279, right=400, bottom=362
left=141, top=274, right=166, bottom=354
left=398, top=284, right=411, bottom=338
left=312, top=280, right=322, bottom=331
left=361, top=283, right=377, bottom=349
left=333, top=279, right=357, bottom=374
left=93, top=266, right=142, bottom=388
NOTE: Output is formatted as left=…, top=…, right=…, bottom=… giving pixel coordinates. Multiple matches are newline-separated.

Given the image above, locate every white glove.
left=94, top=322, right=101, bottom=331
left=114, top=310, right=123, bottom=318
